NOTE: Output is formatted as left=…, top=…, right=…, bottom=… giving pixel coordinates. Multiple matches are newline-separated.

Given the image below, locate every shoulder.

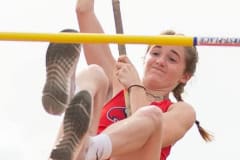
left=169, top=101, right=195, bottom=110
left=168, top=101, right=196, bottom=119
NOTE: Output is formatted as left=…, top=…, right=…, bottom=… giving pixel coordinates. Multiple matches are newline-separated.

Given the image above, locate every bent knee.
left=89, top=64, right=109, bottom=85
left=77, top=64, right=109, bottom=86
left=135, top=106, right=163, bottom=128
left=87, top=64, right=105, bottom=75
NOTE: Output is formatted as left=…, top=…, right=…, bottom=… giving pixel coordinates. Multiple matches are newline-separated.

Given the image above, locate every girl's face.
left=143, top=45, right=190, bottom=91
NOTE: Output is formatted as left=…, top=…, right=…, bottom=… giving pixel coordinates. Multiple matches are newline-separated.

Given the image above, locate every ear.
left=179, top=72, right=191, bottom=84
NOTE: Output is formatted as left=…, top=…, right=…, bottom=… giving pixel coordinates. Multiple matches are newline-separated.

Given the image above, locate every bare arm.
left=115, top=55, right=150, bottom=113
left=76, top=0, right=123, bottom=94
left=161, top=102, right=196, bottom=147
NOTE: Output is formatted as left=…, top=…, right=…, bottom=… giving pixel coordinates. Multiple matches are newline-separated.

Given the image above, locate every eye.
left=167, top=55, right=178, bottom=63
left=168, top=49, right=181, bottom=63
left=150, top=51, right=161, bottom=57
left=169, top=57, right=176, bottom=62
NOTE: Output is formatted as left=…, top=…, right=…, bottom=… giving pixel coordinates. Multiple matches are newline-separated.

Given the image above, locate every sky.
left=0, top=0, right=240, bottom=159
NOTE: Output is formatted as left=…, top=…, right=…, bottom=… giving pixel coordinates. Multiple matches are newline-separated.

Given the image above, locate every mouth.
left=151, top=67, right=165, bottom=74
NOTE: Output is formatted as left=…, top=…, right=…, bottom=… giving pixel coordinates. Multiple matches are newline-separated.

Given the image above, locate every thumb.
left=118, top=55, right=132, bottom=64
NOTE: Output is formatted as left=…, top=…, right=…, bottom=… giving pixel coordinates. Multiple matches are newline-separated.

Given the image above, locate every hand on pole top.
left=76, top=0, right=94, bottom=13
left=115, top=55, right=141, bottom=89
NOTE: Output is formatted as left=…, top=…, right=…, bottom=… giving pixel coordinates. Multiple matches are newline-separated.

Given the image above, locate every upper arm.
left=77, top=11, right=116, bottom=79
left=162, top=102, right=196, bottom=147
left=77, top=11, right=123, bottom=94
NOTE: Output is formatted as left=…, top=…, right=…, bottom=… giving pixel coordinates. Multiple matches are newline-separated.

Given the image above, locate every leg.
left=49, top=65, right=110, bottom=160
left=42, top=29, right=81, bottom=115
left=75, top=64, right=110, bottom=135
left=84, top=105, right=163, bottom=160
left=50, top=90, right=92, bottom=160
left=105, top=105, right=163, bottom=160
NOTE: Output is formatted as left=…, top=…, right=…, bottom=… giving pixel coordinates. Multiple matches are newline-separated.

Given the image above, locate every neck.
left=145, top=88, right=169, bottom=102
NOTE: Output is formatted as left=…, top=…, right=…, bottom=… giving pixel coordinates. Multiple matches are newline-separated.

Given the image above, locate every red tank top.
left=97, top=90, right=172, bottom=160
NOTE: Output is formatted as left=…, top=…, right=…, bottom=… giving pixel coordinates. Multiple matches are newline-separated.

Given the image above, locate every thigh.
left=111, top=131, right=162, bottom=160
left=109, top=106, right=163, bottom=160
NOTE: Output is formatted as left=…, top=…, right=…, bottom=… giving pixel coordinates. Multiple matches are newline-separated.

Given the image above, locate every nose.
left=156, top=56, right=166, bottom=67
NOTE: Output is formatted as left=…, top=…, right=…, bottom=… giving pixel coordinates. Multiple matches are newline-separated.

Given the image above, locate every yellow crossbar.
left=0, top=32, right=194, bottom=46
left=1, top=32, right=240, bottom=46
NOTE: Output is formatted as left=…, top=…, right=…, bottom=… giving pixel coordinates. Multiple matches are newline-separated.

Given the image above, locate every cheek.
left=143, top=58, right=153, bottom=72
left=167, top=66, right=185, bottom=82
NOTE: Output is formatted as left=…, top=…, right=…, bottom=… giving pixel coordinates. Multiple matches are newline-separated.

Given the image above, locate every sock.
left=85, top=134, right=112, bottom=160
left=74, top=85, right=80, bottom=95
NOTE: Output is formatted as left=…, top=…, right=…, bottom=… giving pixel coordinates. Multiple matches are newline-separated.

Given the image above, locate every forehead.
left=149, top=45, right=186, bottom=59
left=150, top=45, right=186, bottom=56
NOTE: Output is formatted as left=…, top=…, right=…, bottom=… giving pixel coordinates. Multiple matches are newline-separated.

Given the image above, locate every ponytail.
left=195, top=120, right=213, bottom=142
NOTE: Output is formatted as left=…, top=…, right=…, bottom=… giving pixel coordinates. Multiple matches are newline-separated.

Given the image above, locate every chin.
left=144, top=79, right=161, bottom=88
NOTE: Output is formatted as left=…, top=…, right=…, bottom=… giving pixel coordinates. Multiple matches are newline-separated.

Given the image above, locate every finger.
left=117, top=55, right=126, bottom=62
left=115, top=61, right=124, bottom=70
left=118, top=55, right=132, bottom=64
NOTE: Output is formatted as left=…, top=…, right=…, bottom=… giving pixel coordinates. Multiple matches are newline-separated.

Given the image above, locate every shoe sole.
left=50, top=90, right=92, bottom=160
left=42, top=29, right=80, bottom=115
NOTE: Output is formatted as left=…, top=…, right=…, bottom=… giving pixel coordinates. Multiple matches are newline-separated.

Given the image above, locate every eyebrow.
left=170, top=49, right=181, bottom=59
left=154, top=45, right=181, bottom=58
left=153, top=45, right=162, bottom=49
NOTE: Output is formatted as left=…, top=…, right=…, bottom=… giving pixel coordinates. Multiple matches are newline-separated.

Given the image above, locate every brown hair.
left=146, top=30, right=213, bottom=142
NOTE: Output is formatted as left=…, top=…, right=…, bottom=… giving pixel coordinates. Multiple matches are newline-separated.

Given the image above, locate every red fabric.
left=97, top=90, right=172, bottom=160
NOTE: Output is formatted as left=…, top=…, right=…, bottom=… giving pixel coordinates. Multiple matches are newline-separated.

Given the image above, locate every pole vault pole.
left=112, top=0, right=131, bottom=116
left=112, top=0, right=127, bottom=55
